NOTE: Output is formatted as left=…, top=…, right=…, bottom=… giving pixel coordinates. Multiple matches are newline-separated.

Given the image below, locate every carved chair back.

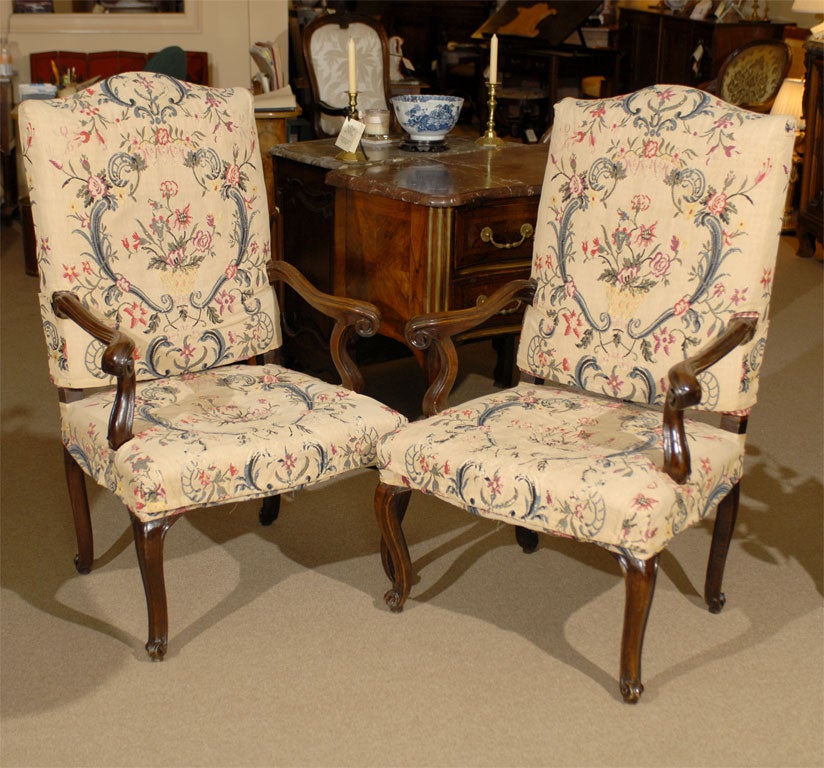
left=303, top=11, right=391, bottom=138
left=715, top=39, right=791, bottom=112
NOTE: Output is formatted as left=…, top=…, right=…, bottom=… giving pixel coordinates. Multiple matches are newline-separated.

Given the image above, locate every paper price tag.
left=335, top=118, right=366, bottom=153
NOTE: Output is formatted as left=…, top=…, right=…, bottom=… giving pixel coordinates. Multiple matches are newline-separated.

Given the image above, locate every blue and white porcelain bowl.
left=390, top=94, right=464, bottom=142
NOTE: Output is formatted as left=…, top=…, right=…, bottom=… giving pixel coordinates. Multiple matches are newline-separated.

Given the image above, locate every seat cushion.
left=63, top=364, right=406, bottom=521
left=377, top=383, right=744, bottom=560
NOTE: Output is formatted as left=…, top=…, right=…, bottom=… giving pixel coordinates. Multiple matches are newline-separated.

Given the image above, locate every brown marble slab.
left=270, top=137, right=550, bottom=207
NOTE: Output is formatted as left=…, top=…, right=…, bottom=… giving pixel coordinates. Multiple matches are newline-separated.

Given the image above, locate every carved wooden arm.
left=52, top=291, right=136, bottom=450
left=314, top=100, right=349, bottom=118
left=406, top=279, right=536, bottom=416
left=270, top=260, right=380, bottom=393
left=662, top=315, right=757, bottom=484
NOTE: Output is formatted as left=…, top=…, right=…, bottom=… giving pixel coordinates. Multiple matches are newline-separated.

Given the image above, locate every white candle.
left=348, top=37, right=357, bottom=94
left=489, top=34, right=498, bottom=84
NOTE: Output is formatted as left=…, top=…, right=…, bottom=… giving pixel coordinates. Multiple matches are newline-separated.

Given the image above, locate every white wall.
left=0, top=0, right=288, bottom=90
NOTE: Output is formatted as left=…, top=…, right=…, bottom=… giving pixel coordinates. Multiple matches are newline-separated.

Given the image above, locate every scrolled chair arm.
left=270, top=260, right=380, bottom=393
left=406, top=278, right=536, bottom=416
left=662, top=314, right=758, bottom=484
left=314, top=99, right=349, bottom=117
left=52, top=290, right=136, bottom=450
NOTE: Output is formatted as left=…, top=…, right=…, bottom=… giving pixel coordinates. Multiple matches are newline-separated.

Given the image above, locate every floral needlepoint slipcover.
left=19, top=73, right=406, bottom=522
left=376, top=85, right=796, bottom=561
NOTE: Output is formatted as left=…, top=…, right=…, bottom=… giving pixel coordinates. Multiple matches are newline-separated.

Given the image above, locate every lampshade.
left=792, top=0, right=822, bottom=12
left=771, top=78, right=805, bottom=128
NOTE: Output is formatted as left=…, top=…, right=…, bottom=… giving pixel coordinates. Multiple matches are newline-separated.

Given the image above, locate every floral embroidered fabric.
left=517, top=86, right=795, bottom=413
left=64, top=364, right=406, bottom=521
left=377, top=86, right=795, bottom=560
left=377, top=383, right=743, bottom=559
left=20, top=73, right=279, bottom=389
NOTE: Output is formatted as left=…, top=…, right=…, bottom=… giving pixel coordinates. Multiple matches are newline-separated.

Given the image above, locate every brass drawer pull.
left=479, top=222, right=534, bottom=250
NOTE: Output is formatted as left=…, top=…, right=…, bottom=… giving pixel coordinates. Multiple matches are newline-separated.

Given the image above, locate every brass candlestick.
left=336, top=90, right=367, bottom=163
left=476, top=81, right=505, bottom=148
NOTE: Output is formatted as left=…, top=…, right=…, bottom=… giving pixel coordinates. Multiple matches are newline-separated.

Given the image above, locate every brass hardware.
left=480, top=223, right=534, bottom=250
left=475, top=294, right=523, bottom=315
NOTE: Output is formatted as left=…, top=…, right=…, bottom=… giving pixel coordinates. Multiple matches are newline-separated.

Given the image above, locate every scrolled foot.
left=707, top=592, right=726, bottom=614
left=620, top=677, right=643, bottom=704
left=74, top=553, right=92, bottom=575
left=259, top=495, right=280, bottom=526
left=145, top=637, right=167, bottom=661
left=515, top=526, right=539, bottom=554
left=384, top=589, right=405, bottom=613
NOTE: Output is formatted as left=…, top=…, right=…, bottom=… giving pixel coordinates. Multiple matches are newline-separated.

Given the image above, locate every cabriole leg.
left=375, top=483, right=413, bottom=612
left=614, top=553, right=659, bottom=703
left=259, top=494, right=281, bottom=526
left=63, top=447, right=93, bottom=574
left=515, top=525, right=539, bottom=553
left=131, top=515, right=177, bottom=660
left=705, top=483, right=740, bottom=614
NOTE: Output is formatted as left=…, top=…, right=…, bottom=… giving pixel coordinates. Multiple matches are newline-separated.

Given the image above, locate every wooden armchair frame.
left=376, top=277, right=758, bottom=702
left=55, top=262, right=381, bottom=659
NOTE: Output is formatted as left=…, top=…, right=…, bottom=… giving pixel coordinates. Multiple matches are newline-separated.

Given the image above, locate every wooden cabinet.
left=271, top=138, right=548, bottom=382
left=797, top=39, right=823, bottom=260
left=618, top=7, right=786, bottom=91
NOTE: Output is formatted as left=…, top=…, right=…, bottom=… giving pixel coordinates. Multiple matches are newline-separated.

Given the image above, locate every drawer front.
left=450, top=266, right=531, bottom=334
left=454, top=198, right=539, bottom=270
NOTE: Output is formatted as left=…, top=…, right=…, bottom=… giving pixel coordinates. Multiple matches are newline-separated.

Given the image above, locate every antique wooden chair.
left=374, top=85, right=796, bottom=702
left=703, top=39, right=791, bottom=113
left=18, top=72, right=406, bottom=659
left=302, top=11, right=391, bottom=138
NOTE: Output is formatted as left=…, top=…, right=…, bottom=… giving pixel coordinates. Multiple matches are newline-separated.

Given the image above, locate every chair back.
left=18, top=72, right=279, bottom=390
left=517, top=85, right=796, bottom=414
left=716, top=39, right=791, bottom=112
left=303, top=11, right=391, bottom=138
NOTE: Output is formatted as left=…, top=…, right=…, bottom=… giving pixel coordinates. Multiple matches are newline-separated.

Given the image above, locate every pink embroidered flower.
left=643, top=140, right=659, bottom=158
left=225, top=164, right=242, bottom=187
left=281, top=452, right=297, bottom=471
left=62, top=264, right=79, bottom=282
left=206, top=214, right=215, bottom=227
left=650, top=251, right=671, bottom=278
left=712, top=282, right=726, bottom=298
left=192, top=229, right=212, bottom=252
left=616, top=264, right=640, bottom=286
left=653, top=326, right=676, bottom=355
left=730, top=287, right=748, bottom=305
left=607, top=374, right=623, bottom=395
left=165, top=246, right=186, bottom=268
left=225, top=263, right=237, bottom=279
left=706, top=191, right=728, bottom=216
left=568, top=173, right=586, bottom=197
left=160, top=180, right=178, bottom=198
left=124, top=302, right=147, bottom=328
left=116, top=276, right=131, bottom=293
left=760, top=268, right=772, bottom=289
left=82, top=261, right=92, bottom=274
left=180, top=343, right=195, bottom=360
left=673, top=298, right=690, bottom=317
left=215, top=290, right=235, bottom=315
left=486, top=474, right=503, bottom=497
left=562, top=309, right=584, bottom=338
left=635, top=222, right=656, bottom=245
left=631, top=194, right=650, bottom=212
left=86, top=175, right=108, bottom=200
left=170, top=204, right=192, bottom=230
left=632, top=493, right=658, bottom=510
left=155, top=127, right=171, bottom=146
left=564, top=279, right=577, bottom=298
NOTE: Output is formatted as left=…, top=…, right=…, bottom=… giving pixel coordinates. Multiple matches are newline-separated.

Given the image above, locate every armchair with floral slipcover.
left=302, top=11, right=391, bottom=138
left=374, top=85, right=796, bottom=702
left=18, top=72, right=406, bottom=659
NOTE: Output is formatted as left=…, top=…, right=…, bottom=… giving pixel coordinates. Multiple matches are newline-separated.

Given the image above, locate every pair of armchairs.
left=19, top=74, right=794, bottom=702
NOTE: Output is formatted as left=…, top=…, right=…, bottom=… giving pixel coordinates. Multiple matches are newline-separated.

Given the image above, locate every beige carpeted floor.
left=1, top=219, right=822, bottom=768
